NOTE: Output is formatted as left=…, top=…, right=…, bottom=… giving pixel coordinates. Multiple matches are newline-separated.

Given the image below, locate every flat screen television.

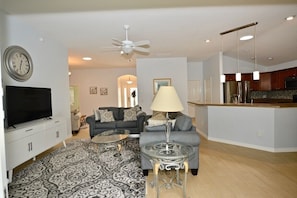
left=5, top=86, right=52, bottom=128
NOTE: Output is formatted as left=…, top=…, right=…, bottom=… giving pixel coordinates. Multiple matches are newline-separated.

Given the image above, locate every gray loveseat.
left=86, top=106, right=146, bottom=138
left=139, top=113, right=200, bottom=176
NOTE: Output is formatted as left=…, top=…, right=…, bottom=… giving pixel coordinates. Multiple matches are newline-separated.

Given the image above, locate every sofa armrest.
left=140, top=131, right=200, bottom=147
left=86, top=115, right=96, bottom=136
left=136, top=111, right=147, bottom=132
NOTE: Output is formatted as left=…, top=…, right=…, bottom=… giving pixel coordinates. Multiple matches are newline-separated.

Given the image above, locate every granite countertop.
left=188, top=101, right=297, bottom=108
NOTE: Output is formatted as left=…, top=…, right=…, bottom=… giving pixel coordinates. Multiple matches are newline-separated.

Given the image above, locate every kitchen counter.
left=190, top=101, right=297, bottom=152
left=188, top=101, right=297, bottom=108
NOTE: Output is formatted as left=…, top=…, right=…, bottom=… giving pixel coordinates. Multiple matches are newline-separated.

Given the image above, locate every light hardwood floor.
left=14, top=126, right=297, bottom=198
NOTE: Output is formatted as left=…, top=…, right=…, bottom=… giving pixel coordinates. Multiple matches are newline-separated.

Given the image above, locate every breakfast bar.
left=189, top=102, right=297, bottom=152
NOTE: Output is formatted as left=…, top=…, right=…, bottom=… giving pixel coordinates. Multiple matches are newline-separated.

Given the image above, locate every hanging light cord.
left=236, top=30, right=239, bottom=73
left=254, top=25, right=257, bottom=70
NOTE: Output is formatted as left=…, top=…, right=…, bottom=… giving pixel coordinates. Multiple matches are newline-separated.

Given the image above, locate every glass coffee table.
left=91, top=129, right=130, bottom=155
left=141, top=141, right=194, bottom=198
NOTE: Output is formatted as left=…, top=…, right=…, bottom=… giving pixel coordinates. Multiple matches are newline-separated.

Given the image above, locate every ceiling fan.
left=111, top=25, right=150, bottom=55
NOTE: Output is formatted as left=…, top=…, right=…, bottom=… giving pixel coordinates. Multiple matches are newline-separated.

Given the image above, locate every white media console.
left=5, top=116, right=67, bottom=182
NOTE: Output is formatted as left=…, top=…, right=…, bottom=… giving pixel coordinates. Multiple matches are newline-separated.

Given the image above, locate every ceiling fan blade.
left=133, top=46, right=150, bottom=53
left=134, top=40, right=150, bottom=47
left=112, top=38, right=122, bottom=45
left=112, top=42, right=123, bottom=46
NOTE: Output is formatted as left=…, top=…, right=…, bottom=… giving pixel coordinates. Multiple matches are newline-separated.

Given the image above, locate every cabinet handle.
left=28, top=142, right=33, bottom=151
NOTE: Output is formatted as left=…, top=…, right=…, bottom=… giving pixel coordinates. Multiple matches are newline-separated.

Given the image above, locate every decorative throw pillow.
left=94, top=109, right=107, bottom=121
left=147, top=118, right=167, bottom=126
left=100, top=111, right=115, bottom=122
left=123, top=108, right=137, bottom=121
left=174, top=115, right=192, bottom=131
left=151, top=111, right=166, bottom=120
left=147, top=118, right=176, bottom=128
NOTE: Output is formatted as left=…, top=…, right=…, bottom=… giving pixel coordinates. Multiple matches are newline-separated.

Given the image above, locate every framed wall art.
left=153, top=78, right=171, bottom=95
left=100, top=87, right=108, bottom=95
left=89, top=86, right=97, bottom=94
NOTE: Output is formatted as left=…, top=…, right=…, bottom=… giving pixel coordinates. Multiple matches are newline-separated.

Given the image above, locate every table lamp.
left=150, top=86, right=184, bottom=148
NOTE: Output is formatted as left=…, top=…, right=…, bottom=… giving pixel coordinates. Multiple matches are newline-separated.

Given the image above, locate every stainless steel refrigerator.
left=223, top=81, right=250, bottom=103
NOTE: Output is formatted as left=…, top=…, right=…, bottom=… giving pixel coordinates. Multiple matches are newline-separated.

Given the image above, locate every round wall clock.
left=3, top=45, right=33, bottom=81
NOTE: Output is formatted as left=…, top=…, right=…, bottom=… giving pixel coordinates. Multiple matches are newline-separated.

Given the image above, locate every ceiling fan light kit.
left=111, top=25, right=150, bottom=55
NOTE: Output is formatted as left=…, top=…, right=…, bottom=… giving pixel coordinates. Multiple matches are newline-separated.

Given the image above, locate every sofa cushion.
left=94, top=109, right=107, bottom=121
left=174, top=115, right=192, bottom=131
left=132, top=105, right=142, bottom=112
left=101, top=111, right=115, bottom=122
left=95, top=121, right=116, bottom=129
left=116, top=120, right=137, bottom=128
left=99, top=107, right=120, bottom=120
left=123, top=108, right=137, bottom=121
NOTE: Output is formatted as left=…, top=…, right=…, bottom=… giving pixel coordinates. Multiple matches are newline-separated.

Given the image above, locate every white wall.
left=268, top=60, right=297, bottom=72
left=188, top=61, right=203, bottom=117
left=223, top=55, right=267, bottom=74
left=1, top=15, right=71, bottom=136
left=69, top=67, right=136, bottom=116
left=203, top=53, right=221, bottom=103
left=136, top=57, right=188, bottom=114
left=0, top=10, right=8, bottom=197
left=223, top=55, right=297, bottom=74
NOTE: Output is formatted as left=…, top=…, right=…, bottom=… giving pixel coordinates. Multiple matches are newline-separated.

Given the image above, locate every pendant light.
left=252, top=23, right=260, bottom=80
left=220, top=22, right=258, bottom=82
left=220, top=32, right=226, bottom=83
left=235, top=30, right=241, bottom=81
left=127, top=76, right=133, bottom=84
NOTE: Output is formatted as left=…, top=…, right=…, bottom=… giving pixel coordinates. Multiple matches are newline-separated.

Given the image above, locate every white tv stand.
left=5, top=116, right=67, bottom=182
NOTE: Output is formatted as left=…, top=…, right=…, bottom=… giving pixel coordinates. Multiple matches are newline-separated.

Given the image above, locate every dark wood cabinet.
left=259, top=72, right=271, bottom=91
left=224, top=67, right=296, bottom=91
left=225, top=74, right=235, bottom=81
left=271, top=67, right=297, bottom=90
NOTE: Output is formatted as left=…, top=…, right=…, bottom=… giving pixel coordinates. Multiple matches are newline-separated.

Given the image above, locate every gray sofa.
left=86, top=106, right=146, bottom=138
left=139, top=114, right=200, bottom=176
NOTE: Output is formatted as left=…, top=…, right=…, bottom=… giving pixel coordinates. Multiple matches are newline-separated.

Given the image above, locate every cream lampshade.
left=150, top=86, right=184, bottom=112
left=150, top=86, right=183, bottom=148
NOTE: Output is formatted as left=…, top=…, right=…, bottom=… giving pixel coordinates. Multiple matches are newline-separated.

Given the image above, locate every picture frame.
left=89, top=86, right=97, bottom=94
left=153, top=78, right=171, bottom=95
left=100, top=87, right=108, bottom=95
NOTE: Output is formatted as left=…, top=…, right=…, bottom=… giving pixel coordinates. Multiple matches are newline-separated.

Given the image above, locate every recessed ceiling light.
left=286, top=15, right=295, bottom=21
left=82, top=57, right=92, bottom=61
left=267, top=57, right=273, bottom=60
left=240, top=35, right=254, bottom=41
left=205, top=39, right=211, bottom=43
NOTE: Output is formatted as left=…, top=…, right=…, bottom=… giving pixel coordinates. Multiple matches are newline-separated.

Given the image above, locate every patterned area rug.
left=8, top=138, right=145, bottom=198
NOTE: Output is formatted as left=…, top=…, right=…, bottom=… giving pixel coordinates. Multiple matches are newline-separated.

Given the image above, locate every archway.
left=117, top=75, right=138, bottom=107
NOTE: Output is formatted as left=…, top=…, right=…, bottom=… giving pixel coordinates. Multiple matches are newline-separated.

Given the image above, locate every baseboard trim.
left=208, top=136, right=297, bottom=153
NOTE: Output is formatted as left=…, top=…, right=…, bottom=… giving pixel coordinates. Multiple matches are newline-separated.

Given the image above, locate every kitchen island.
left=189, top=101, right=297, bottom=152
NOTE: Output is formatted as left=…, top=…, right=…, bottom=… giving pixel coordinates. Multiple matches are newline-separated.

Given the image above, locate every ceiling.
left=2, top=0, right=297, bottom=69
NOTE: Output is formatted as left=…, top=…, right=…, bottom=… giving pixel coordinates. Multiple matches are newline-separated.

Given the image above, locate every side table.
left=141, top=141, right=194, bottom=198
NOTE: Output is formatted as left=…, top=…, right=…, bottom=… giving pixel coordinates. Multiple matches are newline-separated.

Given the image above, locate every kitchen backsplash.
left=251, top=89, right=297, bottom=100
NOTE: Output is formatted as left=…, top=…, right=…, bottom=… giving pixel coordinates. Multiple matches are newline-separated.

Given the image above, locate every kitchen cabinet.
left=259, top=72, right=271, bottom=91
left=271, top=68, right=297, bottom=90
left=224, top=67, right=297, bottom=91
left=225, top=74, right=235, bottom=81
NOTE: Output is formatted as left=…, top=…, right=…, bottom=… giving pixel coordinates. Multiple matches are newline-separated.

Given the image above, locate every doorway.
left=118, top=75, right=138, bottom=107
